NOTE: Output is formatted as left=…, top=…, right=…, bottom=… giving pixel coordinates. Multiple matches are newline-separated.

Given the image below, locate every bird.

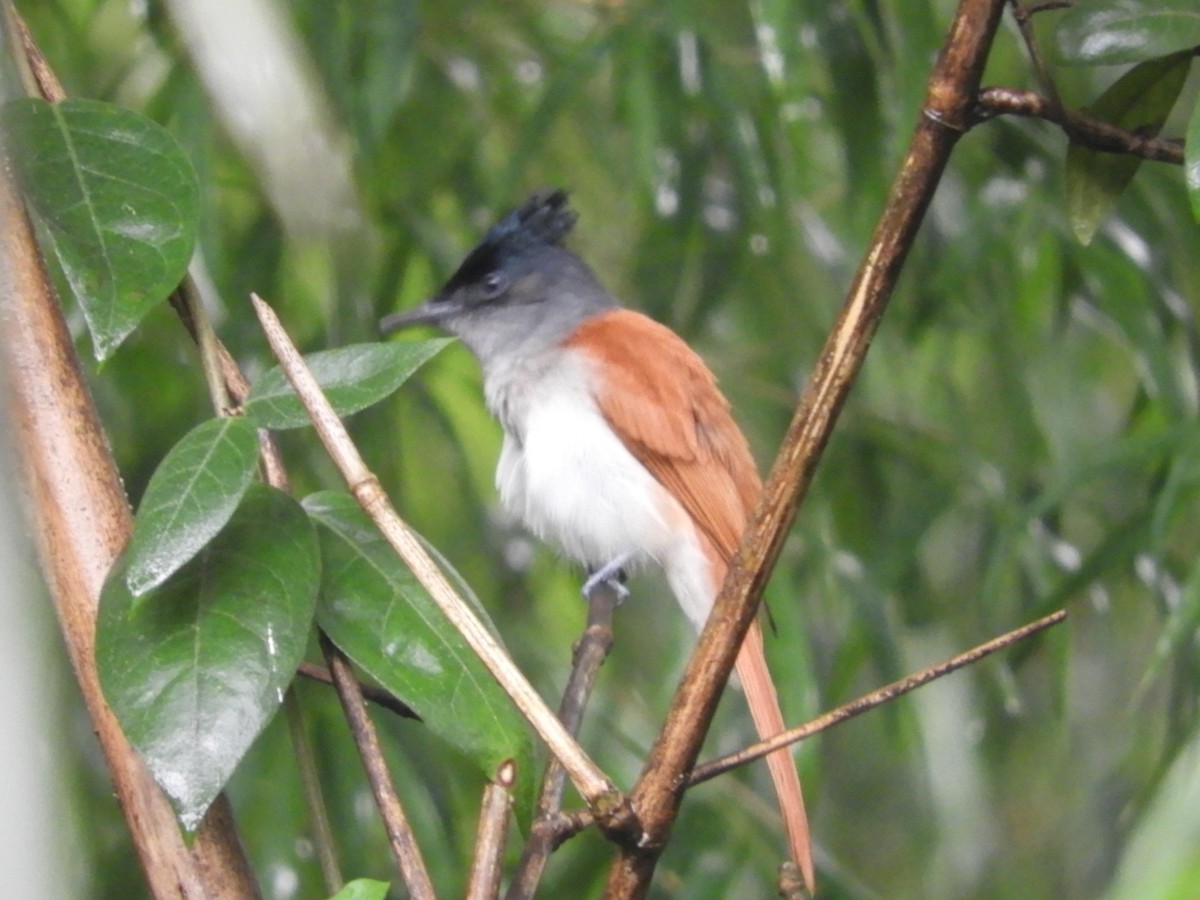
left=381, top=189, right=814, bottom=893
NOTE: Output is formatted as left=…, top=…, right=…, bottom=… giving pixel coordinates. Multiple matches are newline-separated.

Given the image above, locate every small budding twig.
left=249, top=293, right=625, bottom=820
left=466, top=761, right=517, bottom=900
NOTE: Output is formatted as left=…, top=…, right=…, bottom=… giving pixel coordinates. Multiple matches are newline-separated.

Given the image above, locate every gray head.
left=380, top=190, right=617, bottom=367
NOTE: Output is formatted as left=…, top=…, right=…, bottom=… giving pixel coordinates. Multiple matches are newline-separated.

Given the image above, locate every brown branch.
left=506, top=583, right=621, bottom=900
left=973, top=86, right=1185, bottom=164
left=605, top=0, right=1010, bottom=895
left=518, top=608, right=1068, bottom=857
left=466, top=761, right=517, bottom=900
left=689, top=610, right=1067, bottom=786
left=1, top=5, right=261, bottom=896
left=320, top=634, right=437, bottom=899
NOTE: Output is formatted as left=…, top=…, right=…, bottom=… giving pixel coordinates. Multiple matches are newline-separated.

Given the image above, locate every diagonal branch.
left=1, top=5, right=260, bottom=896
left=689, top=609, right=1067, bottom=785
left=321, top=634, right=436, bottom=898
left=606, top=0, right=1010, bottom=895
left=250, top=293, right=629, bottom=825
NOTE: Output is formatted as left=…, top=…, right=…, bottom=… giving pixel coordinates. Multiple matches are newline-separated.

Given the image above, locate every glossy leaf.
left=97, top=485, right=319, bottom=830
left=1056, top=0, right=1200, bottom=65
left=243, top=340, right=451, bottom=430
left=302, top=491, right=532, bottom=796
left=126, top=416, right=261, bottom=597
left=326, top=880, right=390, bottom=900
left=1065, top=52, right=1191, bottom=243
left=2, top=98, right=199, bottom=359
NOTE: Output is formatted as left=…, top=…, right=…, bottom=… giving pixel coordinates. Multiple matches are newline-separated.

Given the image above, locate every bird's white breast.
left=488, top=350, right=682, bottom=569
left=484, top=346, right=720, bottom=627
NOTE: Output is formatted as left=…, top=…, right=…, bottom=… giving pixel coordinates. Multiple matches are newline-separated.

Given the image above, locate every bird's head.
left=380, top=190, right=615, bottom=361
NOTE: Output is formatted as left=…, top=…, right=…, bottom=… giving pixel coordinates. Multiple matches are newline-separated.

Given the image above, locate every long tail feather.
left=735, top=619, right=815, bottom=894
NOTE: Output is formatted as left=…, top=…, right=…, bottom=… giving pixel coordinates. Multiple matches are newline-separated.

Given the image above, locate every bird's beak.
left=379, top=297, right=451, bottom=335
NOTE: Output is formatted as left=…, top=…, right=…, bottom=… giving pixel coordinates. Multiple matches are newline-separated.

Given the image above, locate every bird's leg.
left=582, top=553, right=632, bottom=602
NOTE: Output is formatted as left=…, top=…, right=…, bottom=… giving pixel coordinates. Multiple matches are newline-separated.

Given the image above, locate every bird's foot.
left=582, top=554, right=632, bottom=603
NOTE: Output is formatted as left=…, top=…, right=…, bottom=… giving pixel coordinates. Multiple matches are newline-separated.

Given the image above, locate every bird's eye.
left=480, top=271, right=509, bottom=300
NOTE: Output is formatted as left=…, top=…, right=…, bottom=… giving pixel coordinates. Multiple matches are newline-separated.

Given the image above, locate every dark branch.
left=506, top=582, right=621, bottom=900
left=974, top=87, right=1184, bottom=164
left=320, top=634, right=436, bottom=898
left=605, top=1, right=1012, bottom=894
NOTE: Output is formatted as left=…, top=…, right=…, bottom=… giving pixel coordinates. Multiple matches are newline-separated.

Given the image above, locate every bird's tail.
left=734, top=618, right=815, bottom=894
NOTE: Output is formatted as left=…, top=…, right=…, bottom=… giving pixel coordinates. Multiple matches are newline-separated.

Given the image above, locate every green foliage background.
left=12, top=0, right=1200, bottom=897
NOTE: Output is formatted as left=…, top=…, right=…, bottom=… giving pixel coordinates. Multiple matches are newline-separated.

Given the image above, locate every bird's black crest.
left=443, top=189, right=577, bottom=293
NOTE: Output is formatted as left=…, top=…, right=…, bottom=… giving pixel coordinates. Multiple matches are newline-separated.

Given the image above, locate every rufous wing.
left=562, top=308, right=760, bottom=560
left=565, top=309, right=815, bottom=893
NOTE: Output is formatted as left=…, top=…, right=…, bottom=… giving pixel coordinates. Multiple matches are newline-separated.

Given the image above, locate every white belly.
left=489, top=351, right=719, bottom=627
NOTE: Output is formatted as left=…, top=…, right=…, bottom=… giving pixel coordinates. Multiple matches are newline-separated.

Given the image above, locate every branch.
left=249, top=294, right=628, bottom=824
left=1, top=5, right=259, bottom=896
left=607, top=0, right=1010, bottom=894
left=974, top=87, right=1185, bottom=164
left=321, top=635, right=436, bottom=899
left=506, top=583, right=621, bottom=900
left=466, top=761, right=517, bottom=900
left=689, top=610, right=1067, bottom=785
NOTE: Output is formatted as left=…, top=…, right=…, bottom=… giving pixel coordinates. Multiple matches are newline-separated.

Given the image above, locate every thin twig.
left=512, top=609, right=1069, bottom=852
left=250, top=293, right=626, bottom=822
left=1006, top=1, right=1065, bottom=113
left=974, top=86, right=1185, bottom=164
left=689, top=610, right=1068, bottom=785
left=168, top=266, right=349, bottom=894
left=607, top=0, right=1011, bottom=894
left=466, top=761, right=517, bottom=900
left=321, top=634, right=436, bottom=899
left=506, top=583, right=621, bottom=900
left=297, top=661, right=420, bottom=720
left=283, top=688, right=344, bottom=895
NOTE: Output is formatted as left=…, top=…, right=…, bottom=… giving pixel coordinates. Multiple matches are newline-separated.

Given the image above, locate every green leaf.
left=2, top=98, right=199, bottom=360
left=1065, top=52, right=1192, bottom=244
left=97, top=485, right=319, bottom=830
left=326, top=879, right=390, bottom=900
left=301, top=491, right=533, bottom=798
left=243, top=340, right=451, bottom=430
left=126, top=416, right=261, bottom=597
left=1187, top=101, right=1200, bottom=222
left=1056, top=0, right=1200, bottom=65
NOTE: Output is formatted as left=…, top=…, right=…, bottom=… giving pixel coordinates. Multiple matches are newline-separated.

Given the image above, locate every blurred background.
left=7, top=0, right=1200, bottom=897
